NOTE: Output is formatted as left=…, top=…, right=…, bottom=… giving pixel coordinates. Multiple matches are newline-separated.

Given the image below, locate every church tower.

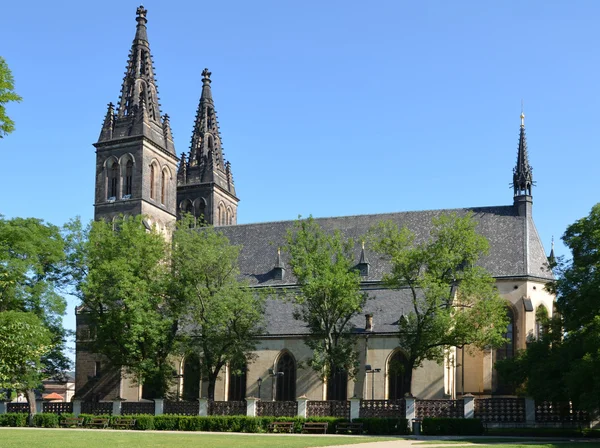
left=177, top=69, right=239, bottom=226
left=93, top=6, right=178, bottom=231
left=512, top=112, right=534, bottom=217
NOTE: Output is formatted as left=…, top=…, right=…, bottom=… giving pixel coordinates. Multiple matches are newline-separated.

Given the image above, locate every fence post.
left=112, top=398, right=123, bottom=416
left=463, top=394, right=475, bottom=418
left=0, top=401, right=6, bottom=414
left=198, top=398, right=208, bottom=417
left=246, top=397, right=258, bottom=417
left=296, top=396, right=308, bottom=418
left=525, top=397, right=535, bottom=424
left=405, top=396, right=416, bottom=422
left=154, top=398, right=164, bottom=416
left=350, top=397, right=360, bottom=422
left=72, top=399, right=81, bottom=417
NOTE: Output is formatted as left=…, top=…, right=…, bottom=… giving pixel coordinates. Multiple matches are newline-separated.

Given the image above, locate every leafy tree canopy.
left=285, top=217, right=368, bottom=381
left=369, top=212, right=508, bottom=393
left=172, top=215, right=265, bottom=399
left=0, top=56, right=23, bottom=137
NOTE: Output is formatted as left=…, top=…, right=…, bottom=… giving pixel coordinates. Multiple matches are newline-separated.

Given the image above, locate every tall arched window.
left=161, top=170, right=167, bottom=204
left=497, top=307, right=515, bottom=362
left=327, top=366, right=348, bottom=401
left=535, top=305, right=548, bottom=339
left=195, top=199, right=206, bottom=222
left=275, top=352, right=296, bottom=401
left=150, top=164, right=156, bottom=200
left=125, top=160, right=133, bottom=196
left=495, top=306, right=515, bottom=394
left=388, top=350, right=411, bottom=399
left=108, top=161, right=119, bottom=198
left=226, top=208, right=231, bottom=226
left=182, top=354, right=201, bottom=401
left=228, top=360, right=247, bottom=401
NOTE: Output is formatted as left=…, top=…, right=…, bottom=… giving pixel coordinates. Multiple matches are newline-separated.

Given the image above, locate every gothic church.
left=76, top=6, right=555, bottom=402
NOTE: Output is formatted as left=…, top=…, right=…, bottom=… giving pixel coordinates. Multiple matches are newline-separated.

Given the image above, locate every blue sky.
left=1, top=1, right=599, bottom=345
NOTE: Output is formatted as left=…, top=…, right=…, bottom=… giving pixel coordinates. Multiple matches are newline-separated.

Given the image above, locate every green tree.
left=172, top=216, right=265, bottom=400
left=0, top=216, right=69, bottom=410
left=369, top=212, right=508, bottom=394
left=0, top=311, right=53, bottom=393
left=285, top=217, right=368, bottom=386
left=0, top=57, right=23, bottom=137
left=498, top=204, right=600, bottom=415
left=77, top=216, right=178, bottom=397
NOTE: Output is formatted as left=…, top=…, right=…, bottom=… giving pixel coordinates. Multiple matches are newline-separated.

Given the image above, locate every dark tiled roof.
left=219, top=205, right=553, bottom=336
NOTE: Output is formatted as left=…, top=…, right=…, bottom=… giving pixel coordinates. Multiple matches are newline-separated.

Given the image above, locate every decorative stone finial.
left=202, top=68, right=212, bottom=81
left=136, top=5, right=147, bottom=21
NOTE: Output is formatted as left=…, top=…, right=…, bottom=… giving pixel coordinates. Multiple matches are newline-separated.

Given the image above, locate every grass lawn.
left=0, top=428, right=392, bottom=448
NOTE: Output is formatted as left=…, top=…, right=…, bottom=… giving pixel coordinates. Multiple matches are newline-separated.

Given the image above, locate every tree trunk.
left=25, top=389, right=36, bottom=427
left=207, top=375, right=216, bottom=400
left=404, top=363, right=415, bottom=397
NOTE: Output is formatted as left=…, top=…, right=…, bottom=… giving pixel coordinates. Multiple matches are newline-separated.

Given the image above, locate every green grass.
left=0, top=428, right=392, bottom=448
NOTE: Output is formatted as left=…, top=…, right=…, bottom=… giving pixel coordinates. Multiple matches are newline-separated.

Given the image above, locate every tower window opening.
left=109, top=161, right=119, bottom=199
left=161, top=170, right=166, bottom=205
left=150, top=164, right=155, bottom=200
left=125, top=160, right=133, bottom=196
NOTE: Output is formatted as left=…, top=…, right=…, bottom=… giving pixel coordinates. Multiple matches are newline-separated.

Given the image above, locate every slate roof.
left=218, top=204, right=553, bottom=336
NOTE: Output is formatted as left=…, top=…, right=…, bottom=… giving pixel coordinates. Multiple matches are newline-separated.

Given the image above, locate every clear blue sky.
left=1, top=1, right=599, bottom=347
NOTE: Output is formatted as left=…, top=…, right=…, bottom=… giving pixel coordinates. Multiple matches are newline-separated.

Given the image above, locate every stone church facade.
left=75, top=7, right=555, bottom=402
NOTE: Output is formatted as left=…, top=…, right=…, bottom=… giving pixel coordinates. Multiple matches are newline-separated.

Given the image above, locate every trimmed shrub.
left=422, top=417, right=484, bottom=436
left=0, top=413, right=28, bottom=427
left=33, top=413, right=59, bottom=428
left=354, top=417, right=410, bottom=435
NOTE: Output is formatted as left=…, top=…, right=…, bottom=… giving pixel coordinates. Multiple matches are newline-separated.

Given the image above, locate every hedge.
left=353, top=418, right=410, bottom=435
left=422, top=417, right=484, bottom=435
left=0, top=413, right=28, bottom=427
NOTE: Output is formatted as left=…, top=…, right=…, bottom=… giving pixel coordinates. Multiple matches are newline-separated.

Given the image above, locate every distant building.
left=75, top=6, right=554, bottom=402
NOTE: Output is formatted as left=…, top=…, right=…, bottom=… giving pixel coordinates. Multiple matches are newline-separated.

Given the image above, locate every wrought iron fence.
left=6, top=403, right=29, bottom=413
left=415, top=399, right=463, bottom=418
left=359, top=399, right=406, bottom=418
left=164, top=400, right=199, bottom=415
left=474, top=398, right=525, bottom=422
left=535, top=401, right=590, bottom=423
left=209, top=401, right=246, bottom=416
left=256, top=400, right=297, bottom=417
left=42, top=402, right=73, bottom=414
left=121, top=401, right=155, bottom=415
left=306, top=400, right=350, bottom=419
left=81, top=401, right=113, bottom=415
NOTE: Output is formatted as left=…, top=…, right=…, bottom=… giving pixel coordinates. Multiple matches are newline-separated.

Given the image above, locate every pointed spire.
left=512, top=111, right=534, bottom=197
left=357, top=241, right=370, bottom=277
left=183, top=69, right=236, bottom=195
left=98, top=6, right=175, bottom=154
left=273, top=247, right=286, bottom=280
left=98, top=103, right=115, bottom=142
left=116, top=6, right=162, bottom=124
left=548, top=236, right=556, bottom=266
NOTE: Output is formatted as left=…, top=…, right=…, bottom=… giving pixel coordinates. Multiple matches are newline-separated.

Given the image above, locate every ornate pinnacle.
left=202, top=68, right=212, bottom=80
left=136, top=5, right=147, bottom=21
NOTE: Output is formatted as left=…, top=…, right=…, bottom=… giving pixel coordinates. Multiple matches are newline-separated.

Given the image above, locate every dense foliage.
left=285, top=217, right=368, bottom=381
left=498, top=203, right=600, bottom=415
left=369, top=212, right=509, bottom=393
left=0, top=56, right=22, bottom=137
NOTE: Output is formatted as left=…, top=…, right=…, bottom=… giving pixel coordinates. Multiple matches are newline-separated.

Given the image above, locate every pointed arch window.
left=161, top=170, right=167, bottom=205
left=275, top=352, right=296, bottom=401
left=388, top=350, right=411, bottom=399
left=182, top=354, right=201, bottom=401
left=125, top=160, right=133, bottom=196
left=228, top=360, right=247, bottom=401
left=535, top=305, right=549, bottom=339
left=108, top=161, right=119, bottom=199
left=497, top=307, right=515, bottom=361
left=150, top=164, right=156, bottom=200
left=327, top=366, right=348, bottom=401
